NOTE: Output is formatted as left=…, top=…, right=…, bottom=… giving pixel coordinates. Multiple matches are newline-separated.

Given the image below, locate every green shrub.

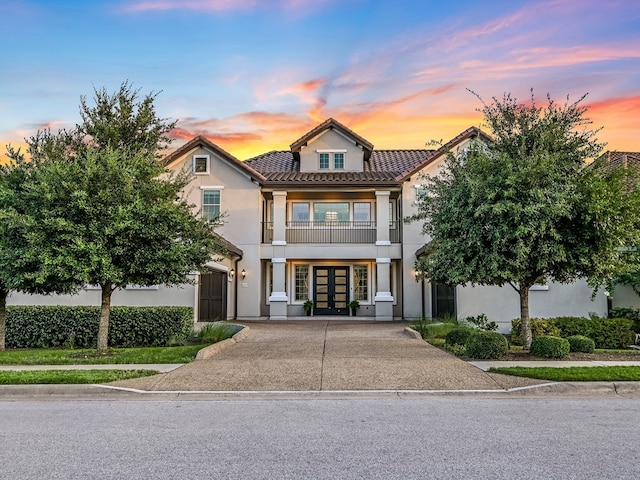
left=609, top=307, right=640, bottom=333
left=554, top=316, right=635, bottom=349
left=195, top=322, right=241, bottom=344
left=411, top=317, right=459, bottom=339
left=465, top=331, right=509, bottom=359
left=567, top=335, right=595, bottom=353
left=510, top=318, right=561, bottom=345
left=463, top=313, right=498, bottom=331
left=445, top=327, right=474, bottom=346
left=530, top=336, right=570, bottom=358
left=6, top=306, right=193, bottom=349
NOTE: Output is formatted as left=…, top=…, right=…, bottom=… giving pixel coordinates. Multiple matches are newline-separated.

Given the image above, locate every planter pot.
left=351, top=307, right=357, bottom=316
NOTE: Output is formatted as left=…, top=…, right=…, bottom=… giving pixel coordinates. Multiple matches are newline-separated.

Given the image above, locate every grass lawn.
left=489, top=366, right=640, bottom=382
left=0, top=344, right=209, bottom=365
left=0, top=369, right=159, bottom=385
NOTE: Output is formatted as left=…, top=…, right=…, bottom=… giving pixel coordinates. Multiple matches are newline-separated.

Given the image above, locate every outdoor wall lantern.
left=241, top=269, right=247, bottom=280
left=229, top=268, right=235, bottom=280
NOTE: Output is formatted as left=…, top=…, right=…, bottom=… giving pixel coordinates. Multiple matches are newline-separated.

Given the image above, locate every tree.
left=5, top=83, right=221, bottom=352
left=408, top=91, right=640, bottom=348
left=0, top=153, right=78, bottom=351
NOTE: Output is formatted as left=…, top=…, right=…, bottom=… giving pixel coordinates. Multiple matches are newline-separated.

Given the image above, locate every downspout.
left=233, top=256, right=241, bottom=321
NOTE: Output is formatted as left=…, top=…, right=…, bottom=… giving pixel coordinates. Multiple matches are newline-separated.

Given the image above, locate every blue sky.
left=2, top=0, right=639, bottom=159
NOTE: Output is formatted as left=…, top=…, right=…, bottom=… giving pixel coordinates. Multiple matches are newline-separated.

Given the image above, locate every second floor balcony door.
left=313, top=266, right=349, bottom=315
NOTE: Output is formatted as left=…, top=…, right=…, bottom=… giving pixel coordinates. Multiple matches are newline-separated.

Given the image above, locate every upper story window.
left=319, top=153, right=330, bottom=170
left=202, top=189, right=221, bottom=222
left=193, top=155, right=210, bottom=174
left=317, top=150, right=347, bottom=171
left=414, top=184, right=428, bottom=204
left=292, top=203, right=310, bottom=222
left=353, top=202, right=371, bottom=222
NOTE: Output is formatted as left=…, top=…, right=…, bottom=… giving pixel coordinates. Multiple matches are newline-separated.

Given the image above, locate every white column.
left=272, top=191, right=287, bottom=246
left=375, top=257, right=394, bottom=321
left=375, top=190, right=390, bottom=246
left=269, top=257, right=288, bottom=320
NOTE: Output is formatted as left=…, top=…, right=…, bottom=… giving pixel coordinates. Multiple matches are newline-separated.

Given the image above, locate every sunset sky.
left=2, top=0, right=639, bottom=160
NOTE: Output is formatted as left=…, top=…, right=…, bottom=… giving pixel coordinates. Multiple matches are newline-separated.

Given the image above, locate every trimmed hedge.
left=6, top=306, right=194, bottom=349
left=465, top=331, right=508, bottom=359
left=610, top=307, right=640, bottom=333
left=511, top=316, right=635, bottom=349
left=567, top=335, right=595, bottom=353
left=530, top=335, right=570, bottom=358
left=445, top=327, right=474, bottom=346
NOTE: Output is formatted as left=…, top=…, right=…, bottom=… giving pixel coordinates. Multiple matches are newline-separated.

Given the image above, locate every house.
left=9, top=118, right=621, bottom=331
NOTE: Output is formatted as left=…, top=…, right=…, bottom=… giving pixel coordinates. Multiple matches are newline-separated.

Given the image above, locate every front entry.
left=313, top=266, right=349, bottom=315
left=199, top=271, right=227, bottom=321
left=431, top=283, right=456, bottom=319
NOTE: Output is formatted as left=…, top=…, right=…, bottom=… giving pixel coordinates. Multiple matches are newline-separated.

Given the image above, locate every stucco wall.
left=612, top=285, right=640, bottom=309
left=298, top=129, right=364, bottom=172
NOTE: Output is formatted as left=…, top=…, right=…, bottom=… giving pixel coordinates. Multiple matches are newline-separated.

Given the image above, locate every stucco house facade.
left=10, top=119, right=637, bottom=331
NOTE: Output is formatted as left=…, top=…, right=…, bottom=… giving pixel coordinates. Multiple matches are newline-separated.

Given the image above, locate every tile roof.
left=244, top=149, right=434, bottom=186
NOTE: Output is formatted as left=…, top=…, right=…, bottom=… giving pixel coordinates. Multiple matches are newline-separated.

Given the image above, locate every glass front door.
left=313, top=266, right=349, bottom=315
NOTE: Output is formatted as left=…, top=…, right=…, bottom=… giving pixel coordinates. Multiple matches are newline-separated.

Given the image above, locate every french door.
left=313, top=266, right=349, bottom=315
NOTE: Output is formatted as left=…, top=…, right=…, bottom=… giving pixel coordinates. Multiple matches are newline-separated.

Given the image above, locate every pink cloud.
left=121, top=0, right=341, bottom=13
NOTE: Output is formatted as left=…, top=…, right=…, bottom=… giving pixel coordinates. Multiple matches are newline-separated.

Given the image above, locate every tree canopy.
left=3, top=82, right=221, bottom=352
left=408, top=91, right=640, bottom=348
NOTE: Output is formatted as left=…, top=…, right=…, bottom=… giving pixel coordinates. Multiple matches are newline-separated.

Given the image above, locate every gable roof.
left=600, top=151, right=640, bottom=168
left=290, top=118, right=375, bottom=161
left=163, top=135, right=266, bottom=183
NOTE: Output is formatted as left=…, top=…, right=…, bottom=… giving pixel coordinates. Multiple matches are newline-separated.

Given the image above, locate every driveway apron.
left=121, top=322, right=539, bottom=391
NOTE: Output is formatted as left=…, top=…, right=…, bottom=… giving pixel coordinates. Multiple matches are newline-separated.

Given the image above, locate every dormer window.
left=193, top=155, right=210, bottom=174
left=319, top=153, right=330, bottom=170
left=317, top=149, right=347, bottom=171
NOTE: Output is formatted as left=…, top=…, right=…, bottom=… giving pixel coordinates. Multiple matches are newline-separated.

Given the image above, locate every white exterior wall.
left=8, top=282, right=195, bottom=307
left=612, top=285, right=640, bottom=309
left=168, top=146, right=263, bottom=320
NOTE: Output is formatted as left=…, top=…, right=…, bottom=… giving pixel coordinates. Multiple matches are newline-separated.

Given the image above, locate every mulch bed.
left=498, top=349, right=640, bottom=362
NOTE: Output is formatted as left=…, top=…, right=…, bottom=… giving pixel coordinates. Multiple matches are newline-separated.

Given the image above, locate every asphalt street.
left=2, top=396, right=639, bottom=480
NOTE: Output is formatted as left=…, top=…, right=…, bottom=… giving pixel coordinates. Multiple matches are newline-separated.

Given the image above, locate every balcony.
left=262, top=221, right=401, bottom=244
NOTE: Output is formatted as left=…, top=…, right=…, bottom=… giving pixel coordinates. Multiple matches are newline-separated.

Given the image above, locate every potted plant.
left=348, top=300, right=360, bottom=316
left=303, top=299, right=314, bottom=316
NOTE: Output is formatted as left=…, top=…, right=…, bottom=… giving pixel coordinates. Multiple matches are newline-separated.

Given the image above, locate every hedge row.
left=6, top=306, right=194, bottom=349
left=511, top=316, right=635, bottom=349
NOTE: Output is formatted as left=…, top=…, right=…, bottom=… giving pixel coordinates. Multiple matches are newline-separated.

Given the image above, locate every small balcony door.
left=313, top=266, right=349, bottom=315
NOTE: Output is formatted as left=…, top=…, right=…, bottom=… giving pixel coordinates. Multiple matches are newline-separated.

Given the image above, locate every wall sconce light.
left=241, top=269, right=247, bottom=280
left=229, top=268, right=235, bottom=280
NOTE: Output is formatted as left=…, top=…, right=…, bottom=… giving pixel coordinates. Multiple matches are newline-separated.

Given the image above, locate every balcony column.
left=269, top=257, right=288, bottom=320
left=374, top=258, right=394, bottom=321
left=375, top=190, right=390, bottom=246
left=272, top=191, right=287, bottom=246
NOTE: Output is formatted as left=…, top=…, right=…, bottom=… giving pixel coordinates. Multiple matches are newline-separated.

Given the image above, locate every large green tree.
left=408, top=91, right=640, bottom=348
left=5, top=83, right=221, bottom=352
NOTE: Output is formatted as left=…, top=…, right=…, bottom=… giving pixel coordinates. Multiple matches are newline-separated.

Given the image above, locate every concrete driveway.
left=116, top=321, right=544, bottom=392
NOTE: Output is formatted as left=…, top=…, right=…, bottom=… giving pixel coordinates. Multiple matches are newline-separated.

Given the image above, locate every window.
left=319, top=153, right=329, bottom=169
left=314, top=202, right=349, bottom=223
left=333, top=153, right=344, bottom=169
left=295, top=265, right=310, bottom=301
left=353, top=202, right=371, bottom=222
left=203, top=190, right=221, bottom=221
left=354, top=265, right=368, bottom=302
left=414, top=184, right=428, bottom=204
left=291, top=203, right=310, bottom=222
left=193, top=155, right=210, bottom=174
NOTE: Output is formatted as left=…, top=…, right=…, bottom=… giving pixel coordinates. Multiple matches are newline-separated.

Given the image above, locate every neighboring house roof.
left=290, top=118, right=375, bottom=161
left=164, top=135, right=266, bottom=183
left=599, top=151, right=640, bottom=168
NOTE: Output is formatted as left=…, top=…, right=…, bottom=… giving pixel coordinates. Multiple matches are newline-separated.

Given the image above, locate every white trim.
left=272, top=240, right=287, bottom=246
left=375, top=241, right=392, bottom=246
left=376, top=258, right=391, bottom=264
left=192, top=154, right=210, bottom=175
left=268, top=292, right=289, bottom=302
left=204, top=261, right=229, bottom=272
left=272, top=258, right=287, bottom=264
left=316, top=149, right=347, bottom=153
left=199, top=185, right=224, bottom=190
left=374, top=292, right=394, bottom=302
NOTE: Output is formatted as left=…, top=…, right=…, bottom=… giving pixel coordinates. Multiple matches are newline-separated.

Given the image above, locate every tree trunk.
left=0, top=289, right=7, bottom=352
left=97, top=285, right=113, bottom=353
left=519, top=285, right=532, bottom=350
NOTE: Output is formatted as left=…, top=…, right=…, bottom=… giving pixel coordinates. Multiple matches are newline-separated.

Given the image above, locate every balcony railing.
left=262, top=221, right=401, bottom=244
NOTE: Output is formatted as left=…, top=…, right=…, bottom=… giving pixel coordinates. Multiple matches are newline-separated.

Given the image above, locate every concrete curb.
left=403, top=326, right=423, bottom=340
left=2, top=381, right=640, bottom=400
left=195, top=325, right=250, bottom=360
